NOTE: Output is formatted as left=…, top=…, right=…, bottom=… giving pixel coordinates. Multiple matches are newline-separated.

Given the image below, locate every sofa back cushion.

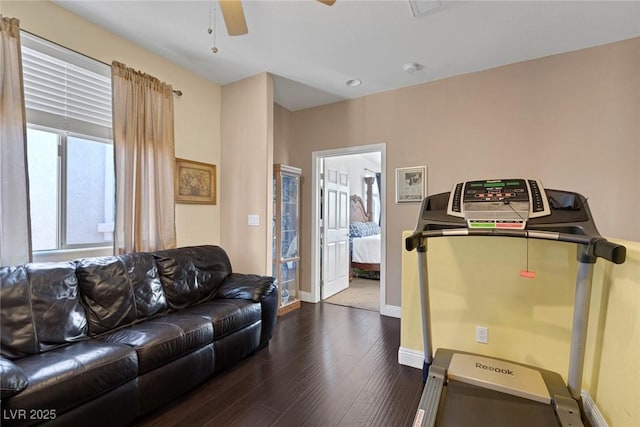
left=75, top=253, right=167, bottom=335
left=0, top=263, right=87, bottom=358
left=153, top=245, right=232, bottom=310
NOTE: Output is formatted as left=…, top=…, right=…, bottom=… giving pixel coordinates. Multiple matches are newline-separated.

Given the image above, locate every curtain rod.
left=21, top=29, right=183, bottom=96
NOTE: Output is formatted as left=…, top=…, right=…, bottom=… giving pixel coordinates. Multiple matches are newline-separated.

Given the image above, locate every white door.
left=322, top=166, right=350, bottom=299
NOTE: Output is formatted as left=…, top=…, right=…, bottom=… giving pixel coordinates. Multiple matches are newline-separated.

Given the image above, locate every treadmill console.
left=447, top=178, right=551, bottom=229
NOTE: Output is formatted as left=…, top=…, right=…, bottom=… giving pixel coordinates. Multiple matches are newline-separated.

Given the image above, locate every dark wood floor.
left=134, top=302, right=423, bottom=427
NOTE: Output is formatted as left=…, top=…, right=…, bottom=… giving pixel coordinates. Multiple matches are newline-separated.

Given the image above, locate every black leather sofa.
left=0, top=245, right=278, bottom=426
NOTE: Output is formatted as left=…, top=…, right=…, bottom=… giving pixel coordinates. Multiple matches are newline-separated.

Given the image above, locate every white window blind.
left=21, top=32, right=112, bottom=139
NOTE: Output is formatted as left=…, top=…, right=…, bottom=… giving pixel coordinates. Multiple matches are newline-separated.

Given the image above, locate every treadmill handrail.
left=405, top=229, right=626, bottom=264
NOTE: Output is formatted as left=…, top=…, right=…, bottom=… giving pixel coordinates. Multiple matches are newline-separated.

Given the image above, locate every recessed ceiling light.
left=403, top=62, right=424, bottom=73
left=346, top=79, right=362, bottom=87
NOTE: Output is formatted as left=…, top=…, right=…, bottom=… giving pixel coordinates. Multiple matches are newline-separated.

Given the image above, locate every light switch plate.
left=248, top=215, right=260, bottom=226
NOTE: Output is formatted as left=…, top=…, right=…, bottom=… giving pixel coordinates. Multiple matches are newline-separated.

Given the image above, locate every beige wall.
left=220, top=73, right=274, bottom=275
left=274, top=103, right=293, bottom=165
left=401, top=234, right=640, bottom=427
left=3, top=0, right=222, bottom=248
left=288, top=37, right=640, bottom=307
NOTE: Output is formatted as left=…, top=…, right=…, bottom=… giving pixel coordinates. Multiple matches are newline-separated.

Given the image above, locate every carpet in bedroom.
left=324, top=278, right=379, bottom=312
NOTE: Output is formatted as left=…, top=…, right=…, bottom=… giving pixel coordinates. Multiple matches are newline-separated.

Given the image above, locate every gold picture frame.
left=175, top=158, right=217, bottom=205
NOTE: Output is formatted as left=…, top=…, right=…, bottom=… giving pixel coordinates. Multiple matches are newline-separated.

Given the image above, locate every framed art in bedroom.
left=175, top=158, right=217, bottom=205
left=395, top=166, right=426, bottom=204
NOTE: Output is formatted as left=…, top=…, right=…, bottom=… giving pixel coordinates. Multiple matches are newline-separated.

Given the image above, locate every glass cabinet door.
left=280, top=260, right=297, bottom=304
left=280, top=173, right=298, bottom=260
left=273, top=164, right=301, bottom=315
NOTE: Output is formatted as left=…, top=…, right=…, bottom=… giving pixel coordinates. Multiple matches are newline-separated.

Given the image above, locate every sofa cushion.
left=153, top=245, right=232, bottom=310
left=123, top=252, right=168, bottom=317
left=75, top=253, right=167, bottom=335
left=0, top=356, right=29, bottom=399
left=99, top=313, right=213, bottom=374
left=1, top=266, right=35, bottom=357
left=0, top=263, right=87, bottom=358
left=6, top=340, right=137, bottom=414
left=182, top=299, right=261, bottom=340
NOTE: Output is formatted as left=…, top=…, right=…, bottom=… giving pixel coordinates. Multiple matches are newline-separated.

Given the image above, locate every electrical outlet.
left=476, top=326, right=488, bottom=344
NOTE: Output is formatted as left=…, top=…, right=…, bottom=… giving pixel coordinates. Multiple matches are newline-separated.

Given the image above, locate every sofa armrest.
left=0, top=356, right=28, bottom=399
left=216, top=273, right=277, bottom=302
left=217, top=273, right=279, bottom=348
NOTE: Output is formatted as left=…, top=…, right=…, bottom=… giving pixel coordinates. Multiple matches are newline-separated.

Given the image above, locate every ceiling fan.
left=219, top=0, right=336, bottom=36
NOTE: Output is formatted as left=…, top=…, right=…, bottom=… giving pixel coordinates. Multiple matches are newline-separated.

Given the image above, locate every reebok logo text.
left=475, top=362, right=514, bottom=376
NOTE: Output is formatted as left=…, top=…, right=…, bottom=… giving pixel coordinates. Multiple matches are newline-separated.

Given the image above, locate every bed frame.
left=349, top=191, right=380, bottom=276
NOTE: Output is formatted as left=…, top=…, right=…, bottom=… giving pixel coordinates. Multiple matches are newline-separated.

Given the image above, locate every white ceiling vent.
left=409, top=0, right=443, bottom=17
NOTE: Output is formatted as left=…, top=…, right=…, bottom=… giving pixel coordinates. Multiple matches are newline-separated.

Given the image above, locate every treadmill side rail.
left=554, top=395, right=584, bottom=427
left=413, top=365, right=446, bottom=427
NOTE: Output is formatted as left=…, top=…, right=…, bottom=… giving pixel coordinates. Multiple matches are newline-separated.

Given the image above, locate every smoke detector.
left=403, top=62, right=424, bottom=73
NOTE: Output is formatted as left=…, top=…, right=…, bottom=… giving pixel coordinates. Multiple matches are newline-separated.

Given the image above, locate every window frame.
left=21, top=31, right=115, bottom=260
left=26, top=123, right=115, bottom=254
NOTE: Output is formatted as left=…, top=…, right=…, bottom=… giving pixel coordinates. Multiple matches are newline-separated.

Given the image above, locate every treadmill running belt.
left=436, top=381, right=559, bottom=426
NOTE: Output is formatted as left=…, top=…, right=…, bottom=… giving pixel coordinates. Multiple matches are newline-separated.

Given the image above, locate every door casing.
left=310, top=143, right=386, bottom=310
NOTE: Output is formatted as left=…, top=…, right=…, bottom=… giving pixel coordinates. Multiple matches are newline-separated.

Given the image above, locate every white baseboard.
left=380, top=304, right=401, bottom=318
left=299, top=291, right=317, bottom=303
left=581, top=390, right=608, bottom=427
left=398, top=346, right=424, bottom=369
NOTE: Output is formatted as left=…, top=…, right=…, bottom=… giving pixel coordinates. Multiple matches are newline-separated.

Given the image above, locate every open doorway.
left=310, top=143, right=386, bottom=313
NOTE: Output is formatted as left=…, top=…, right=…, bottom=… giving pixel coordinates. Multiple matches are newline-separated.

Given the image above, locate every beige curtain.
left=111, top=61, right=176, bottom=254
left=0, top=16, right=32, bottom=266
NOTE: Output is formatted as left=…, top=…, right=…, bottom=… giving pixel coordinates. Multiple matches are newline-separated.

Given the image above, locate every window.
left=21, top=32, right=114, bottom=254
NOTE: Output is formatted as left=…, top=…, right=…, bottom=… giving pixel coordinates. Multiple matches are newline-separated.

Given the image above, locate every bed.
left=349, top=194, right=381, bottom=279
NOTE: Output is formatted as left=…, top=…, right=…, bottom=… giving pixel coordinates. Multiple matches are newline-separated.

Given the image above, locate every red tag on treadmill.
left=520, top=270, right=536, bottom=279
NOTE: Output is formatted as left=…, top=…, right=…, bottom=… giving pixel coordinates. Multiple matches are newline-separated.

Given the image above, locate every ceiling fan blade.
left=317, top=0, right=336, bottom=5
left=219, top=0, right=248, bottom=36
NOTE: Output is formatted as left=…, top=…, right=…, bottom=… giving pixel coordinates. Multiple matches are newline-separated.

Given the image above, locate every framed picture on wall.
left=395, top=166, right=426, bottom=204
left=175, top=158, right=217, bottom=205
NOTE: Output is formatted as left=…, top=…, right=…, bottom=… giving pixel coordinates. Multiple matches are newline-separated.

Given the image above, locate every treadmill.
left=405, top=178, right=626, bottom=427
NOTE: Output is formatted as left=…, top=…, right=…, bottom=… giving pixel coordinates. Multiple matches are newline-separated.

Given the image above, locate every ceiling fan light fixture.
left=220, top=0, right=248, bottom=36
left=345, top=79, right=362, bottom=87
